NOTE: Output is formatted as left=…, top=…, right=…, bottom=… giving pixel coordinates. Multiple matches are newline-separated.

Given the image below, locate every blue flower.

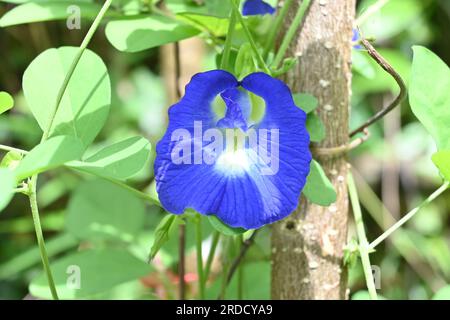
left=352, top=28, right=363, bottom=49
left=154, top=70, right=311, bottom=229
left=242, top=0, right=276, bottom=16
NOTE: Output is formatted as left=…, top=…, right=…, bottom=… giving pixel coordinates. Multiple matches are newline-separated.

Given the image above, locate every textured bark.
left=271, top=0, right=355, bottom=299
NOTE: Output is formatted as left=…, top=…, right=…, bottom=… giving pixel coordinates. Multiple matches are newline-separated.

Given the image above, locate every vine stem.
left=347, top=172, right=378, bottom=300
left=41, top=0, right=113, bottom=141
left=26, top=0, right=113, bottom=300
left=262, top=0, right=294, bottom=60
left=203, top=231, right=220, bottom=282
left=220, top=1, right=238, bottom=71
left=272, top=0, right=312, bottom=69
left=27, top=177, right=59, bottom=300
left=369, top=181, right=449, bottom=250
left=0, top=144, right=28, bottom=154
left=196, top=217, right=205, bottom=299
left=230, top=0, right=271, bottom=74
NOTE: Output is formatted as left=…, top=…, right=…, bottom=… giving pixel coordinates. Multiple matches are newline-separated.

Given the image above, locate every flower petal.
left=242, top=0, right=276, bottom=16
left=155, top=71, right=311, bottom=229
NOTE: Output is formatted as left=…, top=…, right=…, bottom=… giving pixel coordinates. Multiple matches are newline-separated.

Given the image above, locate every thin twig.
left=218, top=229, right=259, bottom=299
left=350, top=36, right=407, bottom=137
left=173, top=41, right=186, bottom=300
left=312, top=128, right=370, bottom=157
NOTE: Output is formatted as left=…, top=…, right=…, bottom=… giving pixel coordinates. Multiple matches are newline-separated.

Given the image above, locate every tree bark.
left=271, top=0, right=355, bottom=299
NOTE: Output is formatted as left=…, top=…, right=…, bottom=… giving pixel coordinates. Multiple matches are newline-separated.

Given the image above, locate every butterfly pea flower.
left=154, top=70, right=311, bottom=229
left=352, top=28, right=363, bottom=49
left=242, top=0, right=276, bottom=16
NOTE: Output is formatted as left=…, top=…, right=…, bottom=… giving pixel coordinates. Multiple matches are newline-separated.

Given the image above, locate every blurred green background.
left=1, top=0, right=450, bottom=300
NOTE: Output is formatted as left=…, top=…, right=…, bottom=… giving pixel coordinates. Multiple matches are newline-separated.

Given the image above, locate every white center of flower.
left=215, top=149, right=250, bottom=175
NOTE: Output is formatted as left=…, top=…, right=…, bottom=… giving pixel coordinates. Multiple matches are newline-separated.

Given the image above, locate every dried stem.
left=350, top=36, right=407, bottom=137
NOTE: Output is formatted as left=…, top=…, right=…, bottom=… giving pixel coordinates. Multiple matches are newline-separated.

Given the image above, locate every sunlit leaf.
left=432, top=150, right=450, bottom=182
left=410, top=46, right=450, bottom=150
left=0, top=168, right=15, bottom=213
left=0, top=91, right=14, bottom=114
left=105, top=15, right=200, bottom=53
left=68, top=136, right=151, bottom=181
left=23, top=47, right=111, bottom=149
left=14, top=135, right=84, bottom=181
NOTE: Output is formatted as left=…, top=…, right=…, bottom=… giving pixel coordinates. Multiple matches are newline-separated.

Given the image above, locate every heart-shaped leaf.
left=0, top=91, right=14, bottom=114
left=23, top=47, right=111, bottom=149
left=68, top=136, right=151, bottom=180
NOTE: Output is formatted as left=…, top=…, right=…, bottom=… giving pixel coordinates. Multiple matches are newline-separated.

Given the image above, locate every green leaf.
left=66, top=179, right=146, bottom=241
left=29, top=248, right=152, bottom=299
left=176, top=12, right=229, bottom=37
left=208, top=215, right=247, bottom=236
left=68, top=136, right=151, bottom=181
left=293, top=93, right=318, bottom=113
left=303, top=160, right=337, bottom=206
left=234, top=43, right=257, bottom=78
left=432, top=150, right=450, bottom=182
left=432, top=285, right=450, bottom=300
left=306, top=114, right=326, bottom=142
left=0, top=91, right=14, bottom=114
left=149, top=214, right=177, bottom=261
left=105, top=15, right=200, bottom=53
left=0, top=168, right=15, bottom=212
left=23, top=47, right=111, bottom=149
left=0, top=1, right=107, bottom=27
left=410, top=46, right=450, bottom=150
left=14, top=135, right=84, bottom=181
left=0, top=150, right=22, bottom=170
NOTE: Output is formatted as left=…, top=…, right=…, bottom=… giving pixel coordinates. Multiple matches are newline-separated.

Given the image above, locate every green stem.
left=196, top=217, right=205, bottom=299
left=237, top=234, right=243, bottom=299
left=348, top=172, right=378, bottom=300
left=230, top=0, right=271, bottom=74
left=25, top=0, right=114, bottom=300
left=369, top=181, right=449, bottom=250
left=0, top=144, right=28, bottom=154
left=272, top=0, right=311, bottom=69
left=263, top=0, right=294, bottom=60
left=28, top=177, right=59, bottom=300
left=204, top=231, right=220, bottom=282
left=220, top=3, right=238, bottom=71
left=41, top=0, right=113, bottom=141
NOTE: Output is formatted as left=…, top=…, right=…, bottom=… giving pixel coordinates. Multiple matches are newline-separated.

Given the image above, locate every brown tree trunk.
left=271, top=0, right=355, bottom=299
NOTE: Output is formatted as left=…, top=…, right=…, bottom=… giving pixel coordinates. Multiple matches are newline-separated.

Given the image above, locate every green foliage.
left=68, top=136, right=151, bottom=181
left=0, top=1, right=108, bottom=27
left=23, top=47, right=111, bottom=149
left=0, top=168, right=15, bottom=212
left=306, top=114, right=325, bottom=142
left=432, top=285, right=450, bottom=300
left=208, top=215, right=247, bottom=236
left=29, top=248, right=152, bottom=299
left=431, top=151, right=450, bottom=182
left=0, top=151, right=22, bottom=169
left=15, top=135, right=84, bottom=181
left=177, top=12, right=229, bottom=37
left=303, top=160, right=337, bottom=206
left=410, top=46, right=450, bottom=150
left=105, top=15, right=200, bottom=52
left=0, top=91, right=14, bottom=114
left=66, top=179, right=146, bottom=241
left=293, top=93, right=319, bottom=114
left=149, top=214, right=177, bottom=261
